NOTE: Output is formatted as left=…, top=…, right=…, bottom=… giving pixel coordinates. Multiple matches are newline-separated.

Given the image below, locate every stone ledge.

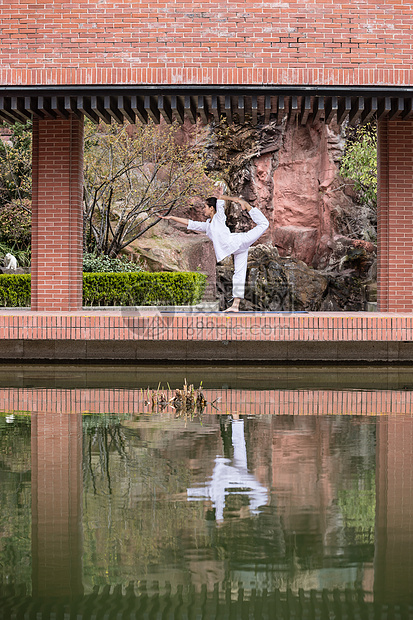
left=84, top=302, right=220, bottom=313
left=1, top=339, right=413, bottom=363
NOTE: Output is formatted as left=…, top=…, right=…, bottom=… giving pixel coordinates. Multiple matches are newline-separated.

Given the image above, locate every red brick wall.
left=1, top=0, right=413, bottom=86
left=377, top=120, right=413, bottom=312
left=31, top=117, right=84, bottom=311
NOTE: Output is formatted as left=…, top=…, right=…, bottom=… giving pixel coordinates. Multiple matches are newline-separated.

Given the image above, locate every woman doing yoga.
left=160, top=194, right=269, bottom=312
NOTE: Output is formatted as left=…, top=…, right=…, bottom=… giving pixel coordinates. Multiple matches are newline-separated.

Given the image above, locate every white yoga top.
left=187, top=199, right=236, bottom=262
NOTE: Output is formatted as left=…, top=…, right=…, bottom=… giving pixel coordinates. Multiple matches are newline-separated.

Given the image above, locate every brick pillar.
left=31, top=117, right=84, bottom=311
left=31, top=411, right=83, bottom=598
left=374, top=416, right=413, bottom=604
left=377, top=120, right=413, bottom=312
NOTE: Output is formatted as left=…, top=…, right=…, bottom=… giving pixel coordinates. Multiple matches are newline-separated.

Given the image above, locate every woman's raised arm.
left=221, top=195, right=252, bottom=212
left=159, top=215, right=189, bottom=226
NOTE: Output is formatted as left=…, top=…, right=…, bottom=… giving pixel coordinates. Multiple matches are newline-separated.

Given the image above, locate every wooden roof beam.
left=277, top=95, right=286, bottom=124
left=171, top=95, right=184, bottom=124
left=251, top=95, right=258, bottom=125
left=237, top=96, right=245, bottom=125
left=197, top=95, right=209, bottom=124
left=184, top=95, right=197, bottom=124
left=118, top=96, right=136, bottom=125
left=388, top=97, right=404, bottom=120
left=225, top=95, right=233, bottom=125
left=91, top=96, right=111, bottom=124
left=301, top=96, right=312, bottom=125
left=325, top=96, right=338, bottom=124
left=211, top=95, right=220, bottom=123
left=377, top=97, right=392, bottom=121
left=402, top=98, right=413, bottom=120
left=144, top=95, right=160, bottom=124
left=264, top=95, right=272, bottom=124
left=360, top=96, right=378, bottom=125
left=64, top=96, right=82, bottom=120
left=313, top=97, right=325, bottom=124
left=11, top=97, right=32, bottom=121
left=130, top=96, right=148, bottom=124
left=348, top=97, right=364, bottom=126
left=158, top=95, right=173, bottom=124
left=337, top=96, right=351, bottom=125
left=77, top=96, right=99, bottom=123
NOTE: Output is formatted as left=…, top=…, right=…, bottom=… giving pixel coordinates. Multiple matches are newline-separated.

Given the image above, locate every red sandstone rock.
left=273, top=225, right=319, bottom=265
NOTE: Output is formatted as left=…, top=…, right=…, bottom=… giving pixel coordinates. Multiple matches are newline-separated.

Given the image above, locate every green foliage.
left=340, top=123, right=377, bottom=207
left=0, top=122, right=32, bottom=206
left=83, top=252, right=142, bottom=273
left=83, top=271, right=206, bottom=306
left=0, top=271, right=206, bottom=307
left=0, top=274, right=31, bottom=307
left=83, top=120, right=215, bottom=256
left=338, top=469, right=376, bottom=545
left=0, top=241, right=31, bottom=269
left=0, top=124, right=32, bottom=260
left=0, top=415, right=32, bottom=585
left=0, top=200, right=32, bottom=250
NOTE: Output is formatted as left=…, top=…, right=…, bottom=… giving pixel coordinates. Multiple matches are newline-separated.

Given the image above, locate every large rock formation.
left=207, top=118, right=376, bottom=311
left=128, top=224, right=218, bottom=300
left=134, top=118, right=376, bottom=311
left=217, top=244, right=375, bottom=312
left=208, top=118, right=376, bottom=266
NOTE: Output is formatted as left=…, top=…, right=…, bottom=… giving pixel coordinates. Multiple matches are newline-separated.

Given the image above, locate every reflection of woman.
left=187, top=418, right=269, bottom=522
left=160, top=195, right=269, bottom=312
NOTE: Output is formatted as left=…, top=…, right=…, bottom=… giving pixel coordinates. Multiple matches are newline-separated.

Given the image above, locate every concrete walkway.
left=0, top=308, right=413, bottom=362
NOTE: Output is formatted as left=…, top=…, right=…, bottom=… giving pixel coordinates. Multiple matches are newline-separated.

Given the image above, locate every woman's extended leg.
left=224, top=249, right=249, bottom=312
left=224, top=207, right=269, bottom=312
left=241, top=207, right=269, bottom=246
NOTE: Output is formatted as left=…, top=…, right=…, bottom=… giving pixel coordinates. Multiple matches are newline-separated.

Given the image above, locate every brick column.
left=377, top=120, right=413, bottom=312
left=31, top=117, right=84, bottom=311
left=31, top=411, right=83, bottom=598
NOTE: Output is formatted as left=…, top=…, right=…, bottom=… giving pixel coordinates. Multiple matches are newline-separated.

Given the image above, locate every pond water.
left=0, top=365, right=413, bottom=618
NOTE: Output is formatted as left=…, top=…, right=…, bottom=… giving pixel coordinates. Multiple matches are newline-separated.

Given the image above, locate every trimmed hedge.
left=0, top=271, right=207, bottom=307
left=0, top=274, right=31, bottom=307
left=83, top=271, right=206, bottom=306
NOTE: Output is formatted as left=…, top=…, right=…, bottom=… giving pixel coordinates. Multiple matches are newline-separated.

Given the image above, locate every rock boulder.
left=217, top=243, right=370, bottom=312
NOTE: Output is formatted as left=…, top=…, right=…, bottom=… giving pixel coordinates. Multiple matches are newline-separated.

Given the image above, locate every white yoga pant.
left=232, top=207, right=269, bottom=299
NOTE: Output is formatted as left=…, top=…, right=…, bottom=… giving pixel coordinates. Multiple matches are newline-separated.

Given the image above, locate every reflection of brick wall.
left=375, top=417, right=413, bottom=604
left=2, top=1, right=413, bottom=86
left=2, top=387, right=413, bottom=415
left=31, top=411, right=83, bottom=598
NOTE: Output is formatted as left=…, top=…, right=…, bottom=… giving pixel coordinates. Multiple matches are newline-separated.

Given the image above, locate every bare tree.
left=83, top=120, right=215, bottom=256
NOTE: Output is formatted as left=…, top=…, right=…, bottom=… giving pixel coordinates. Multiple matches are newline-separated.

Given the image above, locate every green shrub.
left=0, top=271, right=206, bottom=307
left=83, top=253, right=142, bottom=273
left=0, top=274, right=31, bottom=307
left=83, top=271, right=206, bottom=306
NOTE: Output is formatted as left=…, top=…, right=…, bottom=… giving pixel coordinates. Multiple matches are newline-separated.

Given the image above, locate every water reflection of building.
left=31, top=411, right=83, bottom=599
left=1, top=399, right=413, bottom=615
left=375, top=417, right=413, bottom=604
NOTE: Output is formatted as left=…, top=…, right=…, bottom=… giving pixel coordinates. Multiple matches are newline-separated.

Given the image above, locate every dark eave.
left=1, top=84, right=413, bottom=125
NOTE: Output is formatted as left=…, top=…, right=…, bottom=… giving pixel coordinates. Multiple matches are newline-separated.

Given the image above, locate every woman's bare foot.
left=224, top=298, right=241, bottom=312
